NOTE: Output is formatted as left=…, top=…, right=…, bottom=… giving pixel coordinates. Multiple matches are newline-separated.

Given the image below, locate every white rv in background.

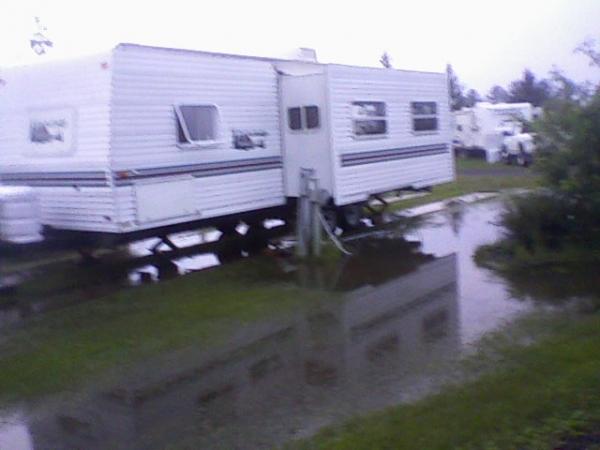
left=0, top=43, right=453, bottom=245
left=453, top=102, right=540, bottom=163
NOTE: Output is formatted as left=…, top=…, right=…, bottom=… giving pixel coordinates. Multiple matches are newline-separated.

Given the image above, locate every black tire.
left=517, top=144, right=528, bottom=167
left=321, top=207, right=338, bottom=233
left=155, top=260, right=179, bottom=280
left=217, top=222, right=239, bottom=236
left=241, top=224, right=268, bottom=255
left=501, top=145, right=511, bottom=165
left=339, top=204, right=364, bottom=232
left=215, top=228, right=243, bottom=264
left=215, top=248, right=243, bottom=265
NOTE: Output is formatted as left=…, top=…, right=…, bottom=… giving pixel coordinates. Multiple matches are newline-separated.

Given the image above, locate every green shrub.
left=531, top=84, right=600, bottom=241
left=501, top=193, right=569, bottom=251
left=500, top=191, right=600, bottom=253
left=499, top=56, right=600, bottom=254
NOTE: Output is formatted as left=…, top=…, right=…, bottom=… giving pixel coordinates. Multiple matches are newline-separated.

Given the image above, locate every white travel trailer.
left=0, top=43, right=453, bottom=245
left=453, top=102, right=538, bottom=162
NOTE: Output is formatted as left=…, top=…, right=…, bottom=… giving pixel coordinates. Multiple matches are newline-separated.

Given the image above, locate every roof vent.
left=281, top=47, right=318, bottom=62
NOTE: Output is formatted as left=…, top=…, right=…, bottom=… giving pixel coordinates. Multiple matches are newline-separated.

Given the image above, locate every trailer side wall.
left=327, top=65, right=454, bottom=205
left=110, top=45, right=286, bottom=231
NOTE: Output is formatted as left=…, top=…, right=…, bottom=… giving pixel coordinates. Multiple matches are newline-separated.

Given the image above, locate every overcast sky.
left=2, top=0, right=599, bottom=94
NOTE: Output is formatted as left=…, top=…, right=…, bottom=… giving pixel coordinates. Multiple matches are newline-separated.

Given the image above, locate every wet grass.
left=286, top=310, right=600, bottom=450
left=390, top=157, right=540, bottom=211
left=0, top=256, right=326, bottom=404
left=473, top=193, right=600, bottom=277
left=454, top=157, right=529, bottom=173
left=475, top=240, right=600, bottom=273
left=0, top=245, right=84, bottom=274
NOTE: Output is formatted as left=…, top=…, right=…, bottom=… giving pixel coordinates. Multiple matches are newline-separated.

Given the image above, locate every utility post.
left=296, top=168, right=324, bottom=258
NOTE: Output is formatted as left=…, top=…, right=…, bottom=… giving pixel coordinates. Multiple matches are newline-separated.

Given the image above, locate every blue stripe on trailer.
left=0, top=157, right=283, bottom=187
left=341, top=144, right=449, bottom=167
left=115, top=156, right=282, bottom=185
left=0, top=171, right=109, bottom=187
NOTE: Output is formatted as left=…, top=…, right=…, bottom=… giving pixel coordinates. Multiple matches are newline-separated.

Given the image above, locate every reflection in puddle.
left=9, top=252, right=461, bottom=450
left=1, top=232, right=224, bottom=329
left=128, top=230, right=222, bottom=284
left=2, top=201, right=593, bottom=449
left=0, top=222, right=288, bottom=329
left=0, top=413, right=33, bottom=450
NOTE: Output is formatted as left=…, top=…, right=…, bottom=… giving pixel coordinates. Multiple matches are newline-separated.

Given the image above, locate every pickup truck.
left=500, top=130, right=536, bottom=167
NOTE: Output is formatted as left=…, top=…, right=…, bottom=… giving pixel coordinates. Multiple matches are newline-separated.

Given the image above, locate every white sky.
left=1, top=0, right=599, bottom=93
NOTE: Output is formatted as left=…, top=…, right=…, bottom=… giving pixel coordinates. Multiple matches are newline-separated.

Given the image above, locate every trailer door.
left=280, top=74, right=333, bottom=198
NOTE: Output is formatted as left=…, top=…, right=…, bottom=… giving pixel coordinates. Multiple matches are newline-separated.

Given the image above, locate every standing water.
left=0, top=200, right=573, bottom=449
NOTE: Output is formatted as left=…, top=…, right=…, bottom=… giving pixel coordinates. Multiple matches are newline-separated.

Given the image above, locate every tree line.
left=446, top=61, right=595, bottom=111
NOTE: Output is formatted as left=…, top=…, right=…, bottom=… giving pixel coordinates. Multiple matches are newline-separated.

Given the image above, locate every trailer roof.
left=117, top=43, right=445, bottom=76
left=117, top=43, right=318, bottom=64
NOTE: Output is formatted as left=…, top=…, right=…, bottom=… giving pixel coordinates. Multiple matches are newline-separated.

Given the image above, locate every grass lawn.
left=287, top=310, right=600, bottom=450
left=391, top=157, right=540, bottom=210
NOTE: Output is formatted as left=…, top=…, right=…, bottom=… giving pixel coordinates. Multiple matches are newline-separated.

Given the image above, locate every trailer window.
left=411, top=102, right=438, bottom=132
left=288, top=107, right=302, bottom=130
left=175, top=105, right=220, bottom=145
left=352, top=101, right=387, bottom=137
left=304, top=106, right=320, bottom=129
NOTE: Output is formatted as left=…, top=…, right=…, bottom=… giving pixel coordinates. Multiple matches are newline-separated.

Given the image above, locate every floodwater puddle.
left=0, top=222, right=286, bottom=328
left=0, top=200, right=596, bottom=449
left=0, top=232, right=224, bottom=328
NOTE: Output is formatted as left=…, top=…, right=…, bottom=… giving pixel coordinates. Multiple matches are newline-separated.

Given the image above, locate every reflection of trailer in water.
left=0, top=43, right=453, bottom=249
left=26, top=250, right=458, bottom=450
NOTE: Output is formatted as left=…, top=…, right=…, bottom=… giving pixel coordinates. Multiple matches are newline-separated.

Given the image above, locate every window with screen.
left=175, top=105, right=220, bottom=146
left=288, top=107, right=302, bottom=130
left=288, top=106, right=320, bottom=131
left=304, top=106, right=320, bottom=129
left=352, top=101, right=387, bottom=137
left=411, top=102, right=438, bottom=132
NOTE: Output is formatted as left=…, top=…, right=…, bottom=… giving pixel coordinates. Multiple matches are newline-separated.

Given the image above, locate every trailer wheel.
left=215, top=229, right=243, bottom=264
left=215, top=248, right=243, bottom=265
left=242, top=224, right=269, bottom=255
left=155, top=259, right=179, bottom=280
left=501, top=145, right=511, bottom=165
left=517, top=144, right=528, bottom=167
left=339, top=204, right=364, bottom=232
left=320, top=207, right=338, bottom=233
left=217, top=222, right=239, bottom=236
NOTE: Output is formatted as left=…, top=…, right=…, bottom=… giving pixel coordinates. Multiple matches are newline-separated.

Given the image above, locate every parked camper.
left=0, top=43, right=454, bottom=246
left=453, top=102, right=539, bottom=164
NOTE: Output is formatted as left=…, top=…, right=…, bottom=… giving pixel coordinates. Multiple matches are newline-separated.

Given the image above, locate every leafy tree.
left=524, top=43, right=600, bottom=247
left=546, top=68, right=592, bottom=104
left=498, top=85, right=600, bottom=252
left=575, top=38, right=600, bottom=68
left=487, top=85, right=510, bottom=104
left=508, top=69, right=551, bottom=106
left=464, top=89, right=482, bottom=107
left=477, top=40, right=600, bottom=258
left=379, top=52, right=392, bottom=69
left=536, top=95, right=600, bottom=211
left=446, top=64, right=466, bottom=110
left=30, top=16, right=53, bottom=56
